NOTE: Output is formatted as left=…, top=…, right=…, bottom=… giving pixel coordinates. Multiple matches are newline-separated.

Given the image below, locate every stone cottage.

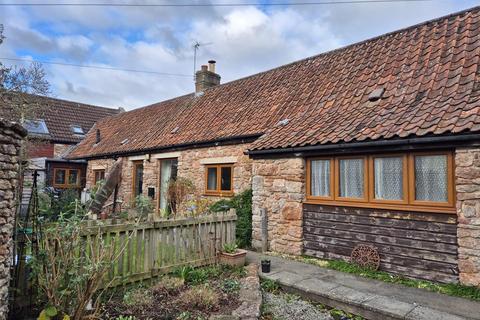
left=68, top=7, right=480, bottom=286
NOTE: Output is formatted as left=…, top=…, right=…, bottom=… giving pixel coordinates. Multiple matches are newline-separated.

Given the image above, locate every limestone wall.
left=251, top=157, right=304, bottom=255
left=456, top=147, right=480, bottom=286
left=0, top=120, right=26, bottom=319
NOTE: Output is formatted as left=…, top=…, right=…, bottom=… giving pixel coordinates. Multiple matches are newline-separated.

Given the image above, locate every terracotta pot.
left=218, top=249, right=247, bottom=267
left=100, top=212, right=108, bottom=220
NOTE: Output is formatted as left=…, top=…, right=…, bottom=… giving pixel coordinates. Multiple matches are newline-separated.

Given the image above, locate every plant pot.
left=100, top=212, right=108, bottom=220
left=261, top=260, right=271, bottom=273
left=218, top=249, right=247, bottom=267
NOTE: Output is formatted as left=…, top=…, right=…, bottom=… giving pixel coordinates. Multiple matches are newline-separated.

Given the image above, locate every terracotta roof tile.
left=0, top=93, right=120, bottom=143
left=68, top=6, right=480, bottom=158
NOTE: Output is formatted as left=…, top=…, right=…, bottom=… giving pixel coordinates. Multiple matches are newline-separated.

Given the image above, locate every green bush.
left=210, top=189, right=252, bottom=248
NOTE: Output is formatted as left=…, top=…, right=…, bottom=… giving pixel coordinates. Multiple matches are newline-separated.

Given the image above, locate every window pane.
left=55, top=169, right=66, bottom=185
left=207, top=167, right=217, bottom=190
left=310, top=160, right=330, bottom=197
left=374, top=157, right=403, bottom=200
left=415, top=155, right=448, bottom=202
left=221, top=167, right=232, bottom=191
left=68, top=170, right=78, bottom=185
left=339, top=159, right=364, bottom=198
left=95, top=170, right=105, bottom=184
left=134, top=163, right=143, bottom=196
left=159, top=159, right=178, bottom=210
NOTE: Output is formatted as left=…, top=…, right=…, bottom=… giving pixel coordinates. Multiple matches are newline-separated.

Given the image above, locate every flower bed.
left=102, top=264, right=247, bottom=319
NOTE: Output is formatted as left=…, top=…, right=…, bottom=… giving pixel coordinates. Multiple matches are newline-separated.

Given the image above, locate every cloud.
left=0, top=0, right=478, bottom=109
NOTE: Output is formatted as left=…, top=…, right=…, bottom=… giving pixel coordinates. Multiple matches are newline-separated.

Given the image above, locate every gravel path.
left=262, top=292, right=333, bottom=320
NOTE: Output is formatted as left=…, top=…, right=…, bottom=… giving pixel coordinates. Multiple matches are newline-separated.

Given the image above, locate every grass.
left=267, top=252, right=480, bottom=301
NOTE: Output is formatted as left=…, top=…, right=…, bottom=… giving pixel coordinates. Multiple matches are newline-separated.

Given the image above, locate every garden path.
left=247, top=251, right=480, bottom=320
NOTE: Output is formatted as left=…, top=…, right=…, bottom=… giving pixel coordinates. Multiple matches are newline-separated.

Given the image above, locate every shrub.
left=30, top=206, right=133, bottom=319
left=153, top=276, right=185, bottom=293
left=167, top=178, right=196, bottom=216
left=123, top=288, right=154, bottom=306
left=210, top=189, right=252, bottom=248
left=221, top=279, right=240, bottom=293
left=135, top=194, right=154, bottom=217
left=223, top=242, right=238, bottom=254
left=261, top=279, right=280, bottom=293
left=179, top=286, right=219, bottom=310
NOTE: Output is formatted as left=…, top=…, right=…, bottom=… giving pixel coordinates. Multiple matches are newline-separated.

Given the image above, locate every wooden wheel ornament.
left=350, top=244, right=380, bottom=270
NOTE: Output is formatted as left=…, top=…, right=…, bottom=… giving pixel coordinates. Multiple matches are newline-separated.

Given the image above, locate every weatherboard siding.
left=303, top=204, right=459, bottom=283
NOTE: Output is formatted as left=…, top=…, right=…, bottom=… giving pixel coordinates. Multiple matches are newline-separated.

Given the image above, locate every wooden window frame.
left=335, top=156, right=369, bottom=203
left=204, top=164, right=234, bottom=197
left=306, top=157, right=334, bottom=201
left=93, top=169, right=105, bottom=185
left=53, top=168, right=80, bottom=188
left=305, top=151, right=456, bottom=214
left=368, top=154, right=409, bottom=205
left=408, top=152, right=455, bottom=209
left=156, top=158, right=178, bottom=213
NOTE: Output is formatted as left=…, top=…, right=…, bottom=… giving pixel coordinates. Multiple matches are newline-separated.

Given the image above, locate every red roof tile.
left=0, top=93, right=121, bottom=143
left=68, top=6, right=480, bottom=158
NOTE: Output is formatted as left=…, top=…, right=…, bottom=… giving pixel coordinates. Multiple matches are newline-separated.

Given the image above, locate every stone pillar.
left=456, top=147, right=480, bottom=286
left=252, top=157, right=304, bottom=255
left=0, top=120, right=27, bottom=319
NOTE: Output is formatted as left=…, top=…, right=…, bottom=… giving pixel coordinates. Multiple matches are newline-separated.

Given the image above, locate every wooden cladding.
left=303, top=204, right=458, bottom=283
left=306, top=152, right=455, bottom=213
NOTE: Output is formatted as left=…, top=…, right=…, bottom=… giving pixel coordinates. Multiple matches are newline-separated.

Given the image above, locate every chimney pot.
left=195, top=60, right=221, bottom=93
left=96, top=129, right=101, bottom=143
left=208, top=60, right=216, bottom=73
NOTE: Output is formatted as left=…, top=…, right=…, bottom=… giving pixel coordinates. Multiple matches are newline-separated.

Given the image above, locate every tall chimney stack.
left=195, top=60, right=220, bottom=94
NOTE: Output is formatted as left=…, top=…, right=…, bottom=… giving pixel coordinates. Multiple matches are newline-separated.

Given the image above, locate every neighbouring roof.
left=0, top=93, right=121, bottom=143
left=69, top=6, right=480, bottom=159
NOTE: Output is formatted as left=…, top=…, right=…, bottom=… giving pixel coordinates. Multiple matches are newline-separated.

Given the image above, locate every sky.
left=0, top=0, right=478, bottom=110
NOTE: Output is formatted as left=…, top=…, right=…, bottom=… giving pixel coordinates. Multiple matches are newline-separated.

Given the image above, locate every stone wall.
left=85, top=143, right=253, bottom=211
left=0, top=120, right=27, bottom=319
left=455, top=147, right=480, bottom=286
left=178, top=143, right=252, bottom=198
left=252, top=157, right=304, bottom=255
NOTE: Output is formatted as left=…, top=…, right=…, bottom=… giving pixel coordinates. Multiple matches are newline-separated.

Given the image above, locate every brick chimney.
left=195, top=60, right=220, bottom=93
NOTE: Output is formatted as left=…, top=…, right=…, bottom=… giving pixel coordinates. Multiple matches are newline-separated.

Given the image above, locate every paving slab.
left=247, top=251, right=480, bottom=320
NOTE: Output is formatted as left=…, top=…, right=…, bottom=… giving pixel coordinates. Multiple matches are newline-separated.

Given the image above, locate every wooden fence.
left=12, top=210, right=237, bottom=313
left=81, top=210, right=237, bottom=286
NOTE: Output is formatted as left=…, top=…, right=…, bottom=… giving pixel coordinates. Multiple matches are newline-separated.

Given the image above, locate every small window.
left=54, top=169, right=66, bottom=185
left=93, top=169, right=105, bottom=184
left=205, top=164, right=233, bottom=196
left=338, top=158, right=365, bottom=199
left=373, top=156, right=404, bottom=201
left=24, top=119, right=49, bottom=135
left=71, top=125, right=84, bottom=135
left=414, top=155, right=448, bottom=202
left=132, top=161, right=144, bottom=197
left=68, top=170, right=79, bottom=185
left=306, top=151, right=454, bottom=213
left=309, top=159, right=331, bottom=197
left=207, top=167, right=217, bottom=191
left=53, top=168, right=80, bottom=188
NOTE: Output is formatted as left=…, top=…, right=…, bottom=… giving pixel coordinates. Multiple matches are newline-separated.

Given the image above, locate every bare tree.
left=0, top=24, right=51, bottom=122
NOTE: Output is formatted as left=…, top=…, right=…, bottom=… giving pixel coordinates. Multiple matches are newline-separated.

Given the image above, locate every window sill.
left=204, top=192, right=234, bottom=197
left=304, top=199, right=456, bottom=214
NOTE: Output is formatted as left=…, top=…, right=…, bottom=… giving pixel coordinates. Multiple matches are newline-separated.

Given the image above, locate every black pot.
left=261, top=260, right=271, bottom=273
